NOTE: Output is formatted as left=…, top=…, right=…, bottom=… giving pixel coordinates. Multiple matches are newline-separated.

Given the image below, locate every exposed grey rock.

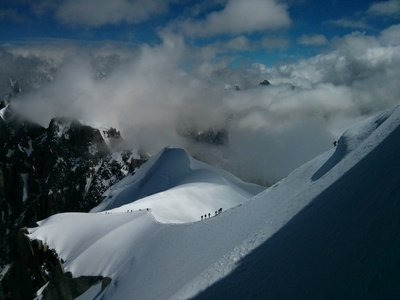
left=0, top=110, right=146, bottom=298
left=259, top=79, right=270, bottom=86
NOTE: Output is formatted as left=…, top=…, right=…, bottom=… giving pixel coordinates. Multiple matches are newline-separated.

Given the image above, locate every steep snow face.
left=29, top=105, right=400, bottom=299
left=311, top=107, right=395, bottom=181
left=90, top=147, right=264, bottom=223
left=191, top=105, right=400, bottom=300
left=32, top=211, right=161, bottom=278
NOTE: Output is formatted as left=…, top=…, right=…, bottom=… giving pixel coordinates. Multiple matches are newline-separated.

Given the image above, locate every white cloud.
left=3, top=25, right=400, bottom=185
left=297, top=34, right=328, bottom=46
left=368, top=0, right=400, bottom=16
left=196, top=35, right=290, bottom=62
left=31, top=0, right=173, bottom=27
left=180, top=0, right=291, bottom=36
left=380, top=23, right=400, bottom=45
left=212, top=36, right=254, bottom=51
left=326, top=18, right=369, bottom=29
left=261, top=36, right=290, bottom=49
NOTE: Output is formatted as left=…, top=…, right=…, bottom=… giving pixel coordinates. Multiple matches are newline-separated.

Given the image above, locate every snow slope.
left=90, top=147, right=264, bottom=223
left=29, top=105, right=400, bottom=299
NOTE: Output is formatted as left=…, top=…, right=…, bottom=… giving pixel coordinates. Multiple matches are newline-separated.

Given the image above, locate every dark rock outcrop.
left=0, top=229, right=111, bottom=299
left=0, top=109, right=146, bottom=299
left=259, top=79, right=270, bottom=86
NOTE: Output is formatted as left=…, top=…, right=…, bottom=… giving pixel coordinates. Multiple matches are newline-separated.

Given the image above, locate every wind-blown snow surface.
left=29, top=105, right=400, bottom=299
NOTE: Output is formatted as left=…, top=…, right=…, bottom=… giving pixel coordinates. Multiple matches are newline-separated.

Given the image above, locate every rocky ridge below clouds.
left=0, top=106, right=147, bottom=299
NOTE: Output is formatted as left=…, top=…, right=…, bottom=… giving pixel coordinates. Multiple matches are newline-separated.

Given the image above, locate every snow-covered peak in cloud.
left=91, top=147, right=263, bottom=223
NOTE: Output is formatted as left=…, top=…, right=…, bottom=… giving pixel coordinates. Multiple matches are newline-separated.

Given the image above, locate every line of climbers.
left=201, top=208, right=222, bottom=220
left=104, top=208, right=151, bottom=214
left=126, top=208, right=150, bottom=212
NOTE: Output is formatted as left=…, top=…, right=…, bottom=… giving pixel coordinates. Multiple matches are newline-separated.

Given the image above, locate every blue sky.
left=1, top=0, right=399, bottom=66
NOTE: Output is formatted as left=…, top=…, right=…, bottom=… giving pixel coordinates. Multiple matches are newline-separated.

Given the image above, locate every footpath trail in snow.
left=29, top=105, right=400, bottom=299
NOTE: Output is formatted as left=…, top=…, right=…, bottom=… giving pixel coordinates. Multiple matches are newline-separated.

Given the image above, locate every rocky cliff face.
left=0, top=106, right=146, bottom=299
left=1, top=228, right=111, bottom=299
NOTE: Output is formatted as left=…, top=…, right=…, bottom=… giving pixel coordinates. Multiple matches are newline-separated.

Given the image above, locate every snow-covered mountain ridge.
left=27, top=105, right=400, bottom=299
left=90, top=147, right=264, bottom=223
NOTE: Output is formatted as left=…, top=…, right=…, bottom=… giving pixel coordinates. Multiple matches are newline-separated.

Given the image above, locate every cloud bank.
left=297, top=34, right=328, bottom=46
left=29, top=0, right=175, bottom=27
left=180, top=0, right=291, bottom=36
left=368, top=0, right=400, bottom=17
left=2, top=25, right=400, bottom=185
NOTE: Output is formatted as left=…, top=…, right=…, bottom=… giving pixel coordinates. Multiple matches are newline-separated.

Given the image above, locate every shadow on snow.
left=193, top=123, right=400, bottom=299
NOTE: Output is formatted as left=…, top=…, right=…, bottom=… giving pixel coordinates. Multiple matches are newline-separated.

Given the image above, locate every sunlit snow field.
left=30, top=105, right=400, bottom=299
